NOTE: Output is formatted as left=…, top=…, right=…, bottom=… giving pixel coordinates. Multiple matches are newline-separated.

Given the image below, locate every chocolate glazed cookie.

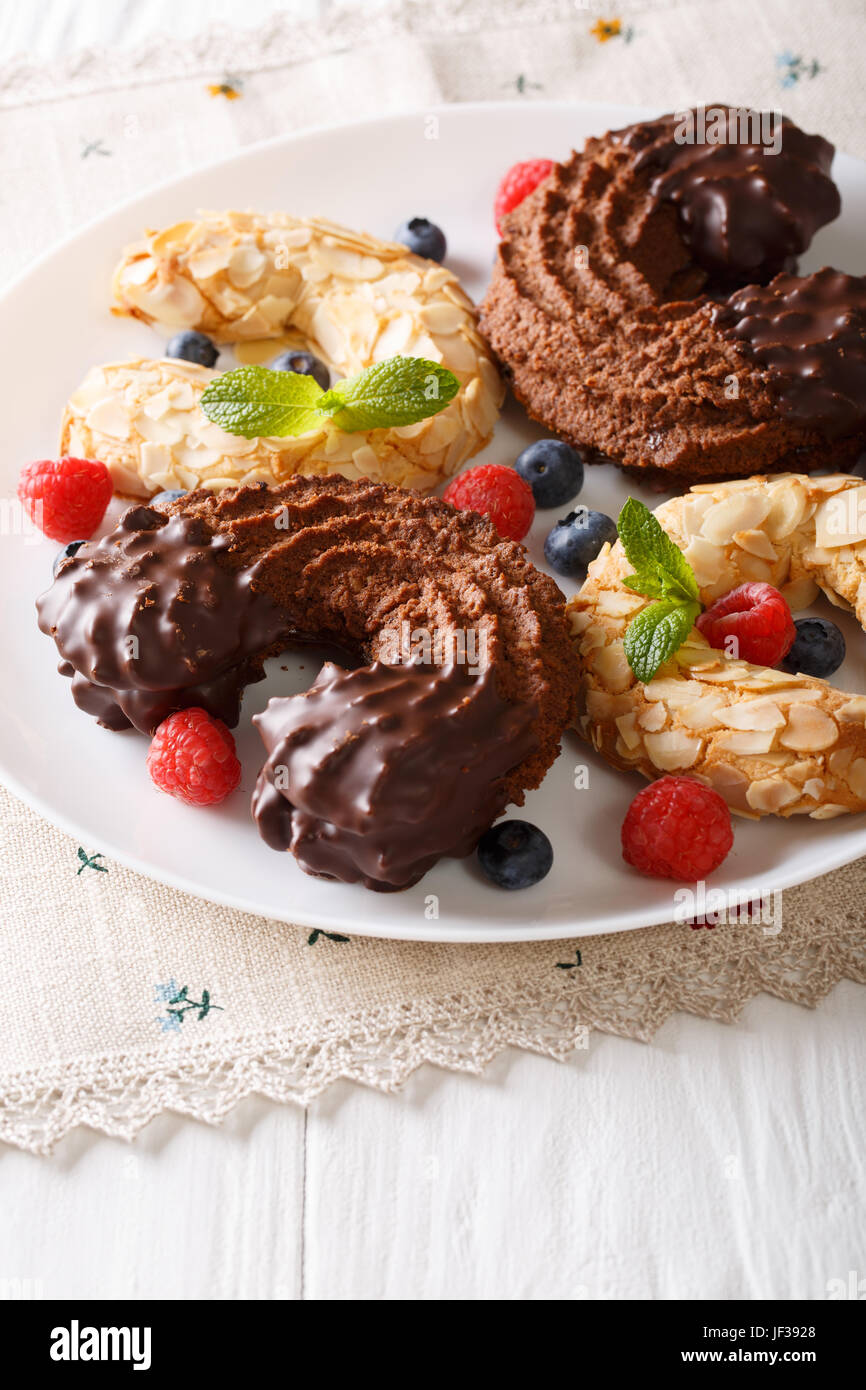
left=480, top=106, right=866, bottom=483
left=37, top=477, right=579, bottom=890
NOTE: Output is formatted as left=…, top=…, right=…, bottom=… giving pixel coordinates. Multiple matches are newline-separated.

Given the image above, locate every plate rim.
left=2, top=98, right=865, bottom=942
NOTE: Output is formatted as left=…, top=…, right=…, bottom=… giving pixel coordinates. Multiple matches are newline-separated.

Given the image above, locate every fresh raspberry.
left=622, top=776, right=733, bottom=882
left=146, top=708, right=241, bottom=807
left=696, top=582, right=796, bottom=666
left=442, top=464, right=535, bottom=541
left=18, top=456, right=112, bottom=543
left=494, top=158, right=555, bottom=233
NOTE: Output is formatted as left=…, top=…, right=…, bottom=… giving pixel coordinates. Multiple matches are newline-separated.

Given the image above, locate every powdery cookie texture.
left=101, top=210, right=502, bottom=495
left=568, top=473, right=866, bottom=819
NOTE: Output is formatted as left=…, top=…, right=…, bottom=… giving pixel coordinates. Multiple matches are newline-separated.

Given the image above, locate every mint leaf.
left=621, top=572, right=668, bottom=600
left=618, top=497, right=699, bottom=603
left=198, top=357, right=461, bottom=438
left=200, top=365, right=326, bottom=439
left=623, top=599, right=701, bottom=683
left=617, top=497, right=704, bottom=681
left=320, top=356, right=459, bottom=432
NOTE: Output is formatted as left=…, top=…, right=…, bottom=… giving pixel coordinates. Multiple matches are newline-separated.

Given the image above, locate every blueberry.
left=780, top=617, right=846, bottom=679
left=394, top=217, right=447, bottom=263
left=53, top=540, right=86, bottom=577
left=165, top=330, right=219, bottom=368
left=150, top=489, right=187, bottom=511
left=477, top=819, right=553, bottom=890
left=515, top=439, right=584, bottom=508
left=270, top=350, right=330, bottom=391
left=543, top=507, right=617, bottom=577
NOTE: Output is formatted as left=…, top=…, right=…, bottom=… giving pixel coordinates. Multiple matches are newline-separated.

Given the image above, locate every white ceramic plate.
left=2, top=100, right=866, bottom=943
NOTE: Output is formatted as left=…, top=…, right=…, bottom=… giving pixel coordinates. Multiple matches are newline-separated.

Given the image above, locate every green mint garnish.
left=317, top=357, right=459, bottom=432
left=198, top=366, right=326, bottom=440
left=618, top=497, right=702, bottom=683
left=199, top=356, right=459, bottom=440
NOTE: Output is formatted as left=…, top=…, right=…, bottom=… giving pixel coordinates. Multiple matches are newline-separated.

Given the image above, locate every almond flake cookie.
left=105, top=211, right=502, bottom=493
left=62, top=355, right=481, bottom=499
left=568, top=473, right=866, bottom=818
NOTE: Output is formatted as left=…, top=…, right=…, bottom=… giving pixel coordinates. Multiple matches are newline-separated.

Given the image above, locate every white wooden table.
left=2, top=987, right=863, bottom=1300
left=1, top=0, right=865, bottom=1302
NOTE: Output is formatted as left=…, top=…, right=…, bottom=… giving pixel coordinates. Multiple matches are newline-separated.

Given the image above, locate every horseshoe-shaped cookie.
left=567, top=473, right=866, bottom=818
left=107, top=210, right=502, bottom=494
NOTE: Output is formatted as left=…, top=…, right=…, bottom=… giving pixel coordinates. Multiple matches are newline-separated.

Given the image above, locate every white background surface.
left=1, top=0, right=864, bottom=1302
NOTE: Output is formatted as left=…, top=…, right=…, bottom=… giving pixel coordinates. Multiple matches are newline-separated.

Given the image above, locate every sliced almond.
left=779, top=704, right=838, bottom=752
left=701, top=492, right=770, bottom=544
left=714, top=701, right=785, bottom=731
left=734, top=528, right=778, bottom=561
left=593, top=641, right=632, bottom=693
left=683, top=536, right=726, bottom=586
left=714, top=728, right=777, bottom=755
left=746, top=778, right=800, bottom=813
left=764, top=480, right=807, bottom=539
left=828, top=747, right=854, bottom=775
left=579, top=626, right=606, bottom=653
left=150, top=220, right=197, bottom=255
left=637, top=702, right=667, bottom=731
left=702, top=763, right=751, bottom=812
left=227, top=243, right=267, bottom=289
left=86, top=396, right=131, bottom=440
left=813, top=486, right=866, bottom=547
left=643, top=730, right=703, bottom=771
left=846, top=757, right=866, bottom=799
left=695, top=665, right=751, bottom=684
left=615, top=712, right=641, bottom=750
left=595, top=589, right=645, bottom=618
left=642, top=678, right=705, bottom=705
left=678, top=694, right=725, bottom=731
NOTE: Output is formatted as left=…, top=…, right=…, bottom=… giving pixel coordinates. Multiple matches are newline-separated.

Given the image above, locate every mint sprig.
left=318, top=357, right=459, bottom=432
left=199, top=356, right=459, bottom=440
left=618, top=498, right=702, bottom=682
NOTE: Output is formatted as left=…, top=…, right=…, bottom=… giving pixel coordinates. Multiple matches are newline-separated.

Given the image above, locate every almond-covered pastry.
left=60, top=353, right=495, bottom=498
left=568, top=473, right=866, bottom=818
left=104, top=211, right=502, bottom=492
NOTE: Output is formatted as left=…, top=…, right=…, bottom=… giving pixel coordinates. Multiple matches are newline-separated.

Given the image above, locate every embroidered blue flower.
left=776, top=52, right=822, bottom=87
left=154, top=979, right=180, bottom=1003
left=158, top=1013, right=182, bottom=1034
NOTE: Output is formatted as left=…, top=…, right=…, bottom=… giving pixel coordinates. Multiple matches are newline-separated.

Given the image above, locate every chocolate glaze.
left=251, top=661, right=538, bottom=891
left=37, top=478, right=577, bottom=892
left=619, top=107, right=839, bottom=284
left=713, top=267, right=866, bottom=438
left=36, top=505, right=289, bottom=733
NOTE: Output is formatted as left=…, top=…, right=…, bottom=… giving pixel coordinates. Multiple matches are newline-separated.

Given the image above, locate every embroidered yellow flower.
left=591, top=19, right=622, bottom=42
left=207, top=81, right=242, bottom=100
